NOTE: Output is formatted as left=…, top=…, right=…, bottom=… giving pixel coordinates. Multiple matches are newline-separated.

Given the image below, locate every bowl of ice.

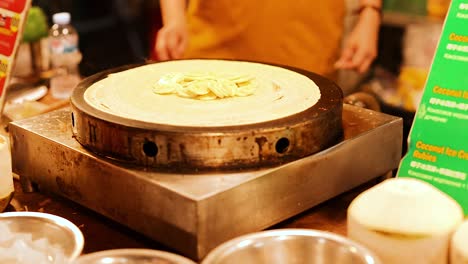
left=0, top=211, right=84, bottom=264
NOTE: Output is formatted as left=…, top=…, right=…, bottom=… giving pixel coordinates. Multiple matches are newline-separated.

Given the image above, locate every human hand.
left=335, top=7, right=381, bottom=73
left=155, top=22, right=188, bottom=61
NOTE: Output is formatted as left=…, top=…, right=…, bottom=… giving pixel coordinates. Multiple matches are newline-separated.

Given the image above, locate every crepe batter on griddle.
left=84, top=60, right=321, bottom=127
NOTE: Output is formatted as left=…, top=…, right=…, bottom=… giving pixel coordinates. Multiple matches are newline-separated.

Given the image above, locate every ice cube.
left=32, top=237, right=49, bottom=251
left=0, top=222, right=13, bottom=243
left=0, top=221, right=69, bottom=264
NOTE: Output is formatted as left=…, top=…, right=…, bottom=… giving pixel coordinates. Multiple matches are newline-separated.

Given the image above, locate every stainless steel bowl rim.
left=76, top=248, right=196, bottom=264
left=0, top=211, right=85, bottom=260
left=201, top=228, right=381, bottom=264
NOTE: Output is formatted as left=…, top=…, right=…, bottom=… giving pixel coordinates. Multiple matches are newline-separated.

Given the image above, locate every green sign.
left=397, top=0, right=468, bottom=214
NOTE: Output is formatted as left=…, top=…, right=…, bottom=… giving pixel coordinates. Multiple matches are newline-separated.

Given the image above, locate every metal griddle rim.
left=70, top=59, right=343, bottom=133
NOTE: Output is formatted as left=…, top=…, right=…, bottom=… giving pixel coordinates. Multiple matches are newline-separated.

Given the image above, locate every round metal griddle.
left=70, top=60, right=343, bottom=172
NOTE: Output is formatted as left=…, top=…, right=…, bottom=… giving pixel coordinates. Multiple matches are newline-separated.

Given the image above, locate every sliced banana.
left=153, top=72, right=257, bottom=100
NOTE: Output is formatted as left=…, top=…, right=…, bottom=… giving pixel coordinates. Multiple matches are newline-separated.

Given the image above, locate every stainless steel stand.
left=9, top=104, right=402, bottom=260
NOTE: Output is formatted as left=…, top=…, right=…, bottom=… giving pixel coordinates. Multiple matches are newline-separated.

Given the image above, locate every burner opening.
left=71, top=113, right=75, bottom=127
left=275, top=137, right=290, bottom=154
left=143, top=141, right=158, bottom=157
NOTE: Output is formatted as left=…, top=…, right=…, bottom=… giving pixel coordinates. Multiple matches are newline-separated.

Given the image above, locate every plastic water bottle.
left=49, top=12, right=82, bottom=99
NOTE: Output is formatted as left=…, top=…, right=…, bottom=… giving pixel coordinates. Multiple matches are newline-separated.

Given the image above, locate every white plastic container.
left=49, top=12, right=82, bottom=99
left=451, top=220, right=468, bottom=264
left=0, top=134, right=14, bottom=212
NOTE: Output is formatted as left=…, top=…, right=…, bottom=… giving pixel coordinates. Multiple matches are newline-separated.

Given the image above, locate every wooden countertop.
left=7, top=177, right=387, bottom=255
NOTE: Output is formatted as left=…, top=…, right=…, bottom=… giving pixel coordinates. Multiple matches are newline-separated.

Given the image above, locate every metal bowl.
left=202, top=229, right=381, bottom=264
left=75, top=249, right=196, bottom=264
left=0, top=212, right=84, bottom=261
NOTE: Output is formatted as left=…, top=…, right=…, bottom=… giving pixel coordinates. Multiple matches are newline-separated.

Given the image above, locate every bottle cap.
left=53, top=12, right=71, bottom=25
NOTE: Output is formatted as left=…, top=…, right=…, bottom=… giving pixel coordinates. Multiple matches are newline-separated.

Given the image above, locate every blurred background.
left=25, top=0, right=443, bottom=77
left=30, top=0, right=159, bottom=76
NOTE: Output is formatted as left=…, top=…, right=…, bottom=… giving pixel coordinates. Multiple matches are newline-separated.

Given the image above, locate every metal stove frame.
left=9, top=104, right=402, bottom=260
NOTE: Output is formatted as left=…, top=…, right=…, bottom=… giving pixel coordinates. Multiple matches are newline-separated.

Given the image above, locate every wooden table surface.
left=6, top=177, right=384, bottom=256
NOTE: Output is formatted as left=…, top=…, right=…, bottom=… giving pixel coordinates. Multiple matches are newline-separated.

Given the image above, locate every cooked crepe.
left=84, top=60, right=321, bottom=127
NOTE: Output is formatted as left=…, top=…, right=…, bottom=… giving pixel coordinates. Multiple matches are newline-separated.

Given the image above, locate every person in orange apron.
left=154, top=0, right=381, bottom=79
